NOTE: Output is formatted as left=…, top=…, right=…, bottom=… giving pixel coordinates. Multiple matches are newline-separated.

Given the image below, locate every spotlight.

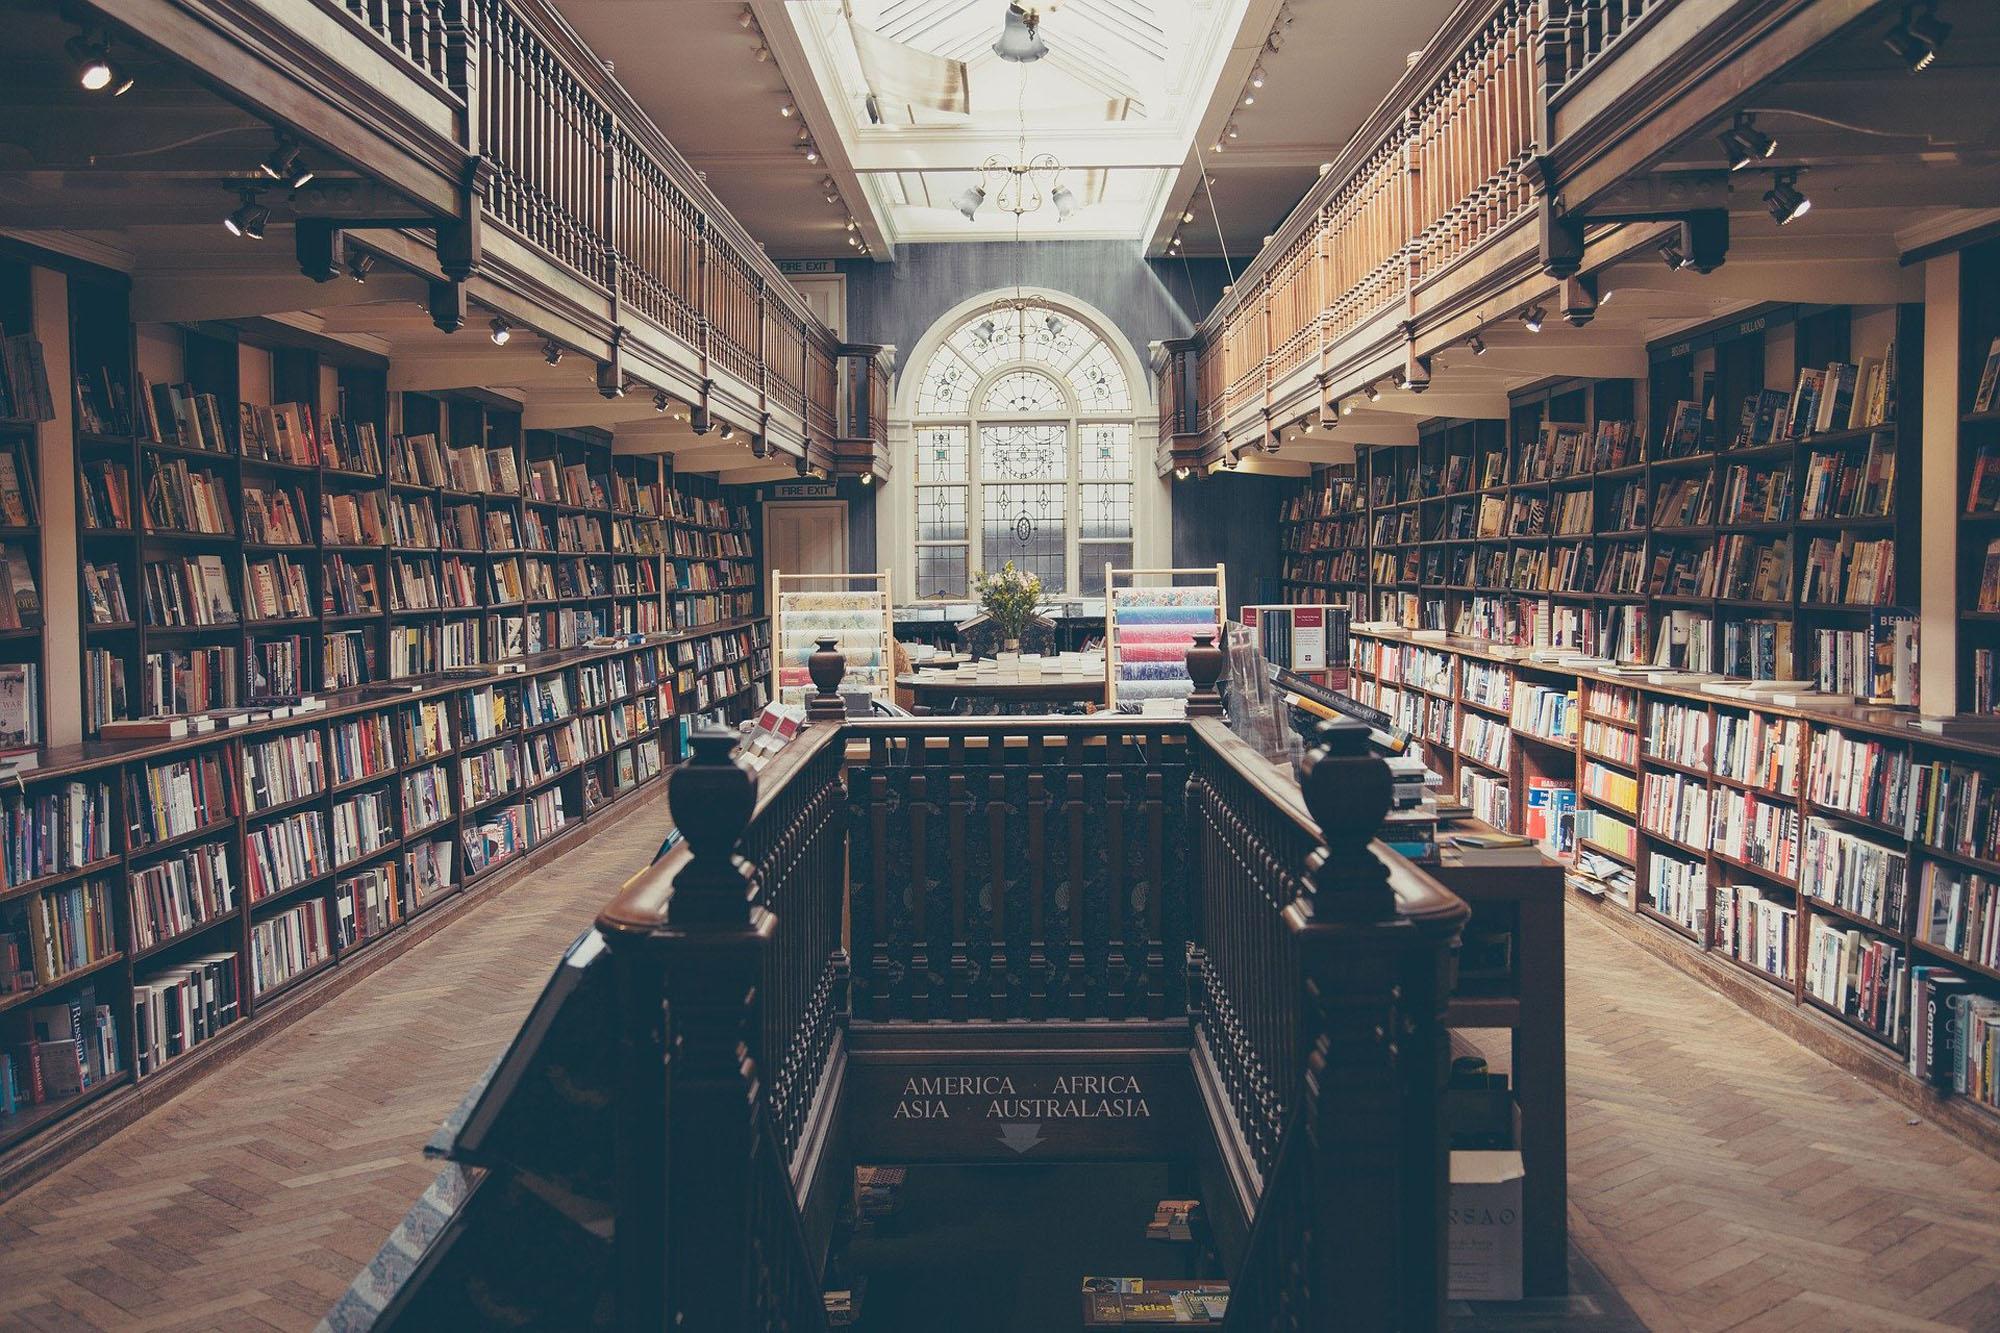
left=780, top=100, right=796, bottom=118
left=803, top=142, right=820, bottom=163
left=738, top=8, right=754, bottom=28
left=1364, top=382, right=1382, bottom=403
left=543, top=339, right=565, bottom=366
left=1051, top=185, right=1079, bottom=221
left=1168, top=234, right=1182, bottom=250
left=66, top=33, right=132, bottom=95
left=859, top=472, right=874, bottom=486
left=1181, top=209, right=1194, bottom=224
left=844, top=216, right=858, bottom=231
left=1764, top=170, right=1810, bottom=225
left=1173, top=466, right=1191, bottom=481
left=489, top=316, right=511, bottom=345
left=1242, top=93, right=1255, bottom=106
left=1716, top=112, right=1775, bottom=171
left=260, top=139, right=314, bottom=190
left=993, top=5, right=1049, bottom=62
left=1300, top=418, right=1314, bottom=435
left=718, top=422, right=735, bottom=440
left=1393, top=371, right=1410, bottom=391
left=1226, top=121, right=1240, bottom=139
left=1884, top=5, right=1950, bottom=73
left=1660, top=236, right=1691, bottom=270
left=1467, top=333, right=1487, bottom=356
left=953, top=184, right=986, bottom=220
left=1211, top=141, right=1225, bottom=153
left=848, top=233, right=861, bottom=247
left=1249, top=63, right=1266, bottom=89
left=653, top=391, right=669, bottom=412
left=345, top=249, right=374, bottom=283
left=223, top=191, right=268, bottom=240
left=752, top=44, right=770, bottom=61
left=1521, top=305, right=1545, bottom=333
left=1341, top=398, right=1356, bottom=416
left=1318, top=162, right=1333, bottom=176
left=1265, top=28, right=1283, bottom=52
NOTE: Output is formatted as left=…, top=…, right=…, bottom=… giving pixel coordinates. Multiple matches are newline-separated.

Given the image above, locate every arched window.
left=910, top=302, right=1137, bottom=599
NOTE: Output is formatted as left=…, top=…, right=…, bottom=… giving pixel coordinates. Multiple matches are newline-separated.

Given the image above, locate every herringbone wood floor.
left=4, top=822, right=2000, bottom=1331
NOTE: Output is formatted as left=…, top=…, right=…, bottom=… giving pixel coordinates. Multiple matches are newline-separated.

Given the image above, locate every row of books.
left=2, top=985, right=119, bottom=1120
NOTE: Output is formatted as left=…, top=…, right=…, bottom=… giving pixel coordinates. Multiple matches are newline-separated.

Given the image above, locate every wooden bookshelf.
left=1959, top=236, right=2000, bottom=712
left=1311, top=303, right=1921, bottom=689
left=0, top=254, right=57, bottom=751
left=0, top=614, right=770, bottom=1159
left=1348, top=624, right=2000, bottom=1139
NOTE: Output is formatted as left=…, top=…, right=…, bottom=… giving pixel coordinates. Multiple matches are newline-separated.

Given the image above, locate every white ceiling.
left=553, top=0, right=1458, bottom=260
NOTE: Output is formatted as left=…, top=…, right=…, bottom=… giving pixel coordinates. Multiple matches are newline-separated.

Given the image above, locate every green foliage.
left=971, top=561, right=1042, bottom=643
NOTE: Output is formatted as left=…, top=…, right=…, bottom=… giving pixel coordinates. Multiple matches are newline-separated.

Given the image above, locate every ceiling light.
left=653, top=391, right=669, bottom=412
left=848, top=233, right=860, bottom=247
left=1884, top=5, right=1950, bottom=72
left=752, top=44, right=770, bottom=61
left=1180, top=209, right=1195, bottom=224
left=737, top=8, right=754, bottom=28
left=844, top=216, right=858, bottom=231
left=798, top=141, right=820, bottom=163
left=260, top=139, right=313, bottom=190
left=1265, top=29, right=1284, bottom=53
left=1764, top=170, right=1810, bottom=225
left=1249, top=64, right=1267, bottom=89
left=1174, top=466, right=1191, bottom=480
left=1716, top=112, right=1775, bottom=171
left=1051, top=185, right=1079, bottom=221
left=1300, top=418, right=1314, bottom=434
left=994, top=4, right=1050, bottom=62
left=859, top=472, right=873, bottom=486
left=1394, top=372, right=1410, bottom=391
left=1211, top=141, right=1225, bottom=153
left=780, top=100, right=796, bottom=117
left=223, top=191, right=268, bottom=240
left=489, top=316, right=511, bottom=345
left=1241, top=93, right=1255, bottom=106
left=543, top=339, right=564, bottom=365
left=953, top=184, right=987, bottom=220
left=345, top=250, right=374, bottom=283
left=66, top=33, right=132, bottom=95
left=718, top=422, right=735, bottom=440
left=1521, top=305, right=1545, bottom=333
left=1660, top=236, right=1691, bottom=269
left=1226, top=121, right=1240, bottom=139
left=1341, top=398, right=1356, bottom=416
left=1364, top=382, right=1381, bottom=402
left=1318, top=162, right=1332, bottom=176
left=1467, top=333, right=1486, bottom=356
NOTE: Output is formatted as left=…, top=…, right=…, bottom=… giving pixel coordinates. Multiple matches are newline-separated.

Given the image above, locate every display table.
left=895, top=667, right=1105, bottom=715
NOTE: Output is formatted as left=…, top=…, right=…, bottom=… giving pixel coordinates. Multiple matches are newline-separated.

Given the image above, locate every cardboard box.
left=1448, top=1150, right=1524, bottom=1301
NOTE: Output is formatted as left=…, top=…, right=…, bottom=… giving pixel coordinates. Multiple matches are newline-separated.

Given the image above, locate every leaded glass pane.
left=917, top=485, right=966, bottom=541
left=982, top=369, right=1066, bottom=415
left=1079, top=423, right=1132, bottom=480
left=1062, top=339, right=1131, bottom=411
left=1081, top=483, right=1132, bottom=539
left=916, top=426, right=968, bottom=482
left=982, top=484, right=1066, bottom=592
left=916, top=545, right=968, bottom=599
left=916, top=348, right=976, bottom=415
left=1079, top=543, right=1131, bottom=595
left=979, top=424, right=1067, bottom=481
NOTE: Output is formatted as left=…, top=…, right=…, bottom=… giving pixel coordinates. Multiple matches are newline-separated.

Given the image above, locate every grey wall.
left=835, top=242, right=1228, bottom=361
left=1172, top=472, right=1295, bottom=615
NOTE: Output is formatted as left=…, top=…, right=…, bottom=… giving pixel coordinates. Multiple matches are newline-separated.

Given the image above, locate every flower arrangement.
left=971, top=561, right=1043, bottom=647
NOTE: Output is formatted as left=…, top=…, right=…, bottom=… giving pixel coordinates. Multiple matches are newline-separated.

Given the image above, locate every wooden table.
left=907, top=653, right=971, bottom=671
left=896, top=669, right=1106, bottom=715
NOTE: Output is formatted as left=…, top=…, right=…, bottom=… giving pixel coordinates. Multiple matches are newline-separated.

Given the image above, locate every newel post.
left=1293, top=718, right=1456, bottom=1332
left=604, top=728, right=771, bottom=1330
left=807, top=635, right=848, bottom=722
left=1184, top=633, right=1226, bottom=717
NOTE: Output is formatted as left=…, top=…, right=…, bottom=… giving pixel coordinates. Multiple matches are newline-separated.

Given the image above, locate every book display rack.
left=771, top=570, right=891, bottom=707
left=1350, top=624, right=2000, bottom=1137
left=1283, top=302, right=1920, bottom=690
left=1105, top=565, right=1226, bottom=708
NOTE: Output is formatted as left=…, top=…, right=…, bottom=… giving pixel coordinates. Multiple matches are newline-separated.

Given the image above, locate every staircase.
left=319, top=656, right=1469, bottom=1331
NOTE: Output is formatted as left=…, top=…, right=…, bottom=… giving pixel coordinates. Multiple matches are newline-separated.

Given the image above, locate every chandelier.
left=953, top=154, right=1076, bottom=222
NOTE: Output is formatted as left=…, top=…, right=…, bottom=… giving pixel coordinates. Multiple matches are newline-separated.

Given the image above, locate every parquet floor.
left=0, top=790, right=670, bottom=1333
left=4, top=826, right=2000, bottom=1331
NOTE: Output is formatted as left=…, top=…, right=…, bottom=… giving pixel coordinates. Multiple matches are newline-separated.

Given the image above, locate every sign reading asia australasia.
left=855, top=1061, right=1188, bottom=1160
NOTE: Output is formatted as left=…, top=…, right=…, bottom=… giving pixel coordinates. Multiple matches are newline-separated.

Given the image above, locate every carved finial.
left=807, top=636, right=847, bottom=722
left=667, top=728, right=758, bottom=924
left=1185, top=632, right=1226, bottom=717
left=1298, top=719, right=1394, bottom=919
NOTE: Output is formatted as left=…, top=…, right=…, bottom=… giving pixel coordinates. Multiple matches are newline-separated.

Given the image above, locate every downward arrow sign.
left=996, top=1122, right=1045, bottom=1154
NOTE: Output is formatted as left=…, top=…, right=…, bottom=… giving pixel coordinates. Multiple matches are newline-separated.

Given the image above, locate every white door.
left=763, top=501, right=850, bottom=580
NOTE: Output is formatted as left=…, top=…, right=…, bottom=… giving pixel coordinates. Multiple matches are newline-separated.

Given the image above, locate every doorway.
left=763, top=499, right=851, bottom=581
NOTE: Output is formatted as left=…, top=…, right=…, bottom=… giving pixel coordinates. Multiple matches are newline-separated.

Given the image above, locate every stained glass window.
left=908, top=301, right=1140, bottom=598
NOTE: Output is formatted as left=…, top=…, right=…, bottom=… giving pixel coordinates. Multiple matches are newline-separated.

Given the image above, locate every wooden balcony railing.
left=1542, top=0, right=1673, bottom=104
left=355, top=648, right=1464, bottom=1328
left=340, top=0, right=456, bottom=88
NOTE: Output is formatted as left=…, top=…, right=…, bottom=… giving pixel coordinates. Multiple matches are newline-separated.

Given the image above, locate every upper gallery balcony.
left=1156, top=0, right=2000, bottom=476
left=0, top=0, right=887, bottom=473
